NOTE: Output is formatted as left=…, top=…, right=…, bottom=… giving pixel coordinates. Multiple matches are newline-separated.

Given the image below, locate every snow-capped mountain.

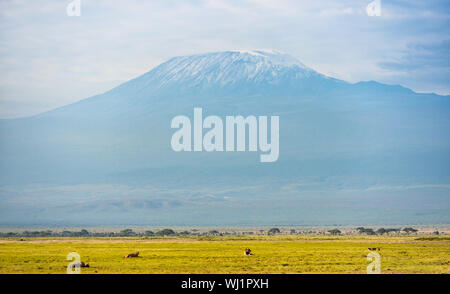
left=35, top=50, right=343, bottom=121
left=142, top=50, right=320, bottom=87
left=0, top=50, right=449, bottom=226
left=86, top=50, right=341, bottom=106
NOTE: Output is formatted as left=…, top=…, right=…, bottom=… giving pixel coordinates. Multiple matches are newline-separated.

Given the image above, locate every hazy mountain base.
left=1, top=97, right=449, bottom=226
left=0, top=178, right=448, bottom=226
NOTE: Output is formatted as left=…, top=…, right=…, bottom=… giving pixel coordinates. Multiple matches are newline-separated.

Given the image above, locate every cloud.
left=377, top=40, right=450, bottom=93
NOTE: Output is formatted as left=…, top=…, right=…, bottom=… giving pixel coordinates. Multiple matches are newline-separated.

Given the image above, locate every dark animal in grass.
left=244, top=248, right=253, bottom=255
left=124, top=251, right=140, bottom=258
left=74, top=262, right=89, bottom=268
left=368, top=248, right=381, bottom=251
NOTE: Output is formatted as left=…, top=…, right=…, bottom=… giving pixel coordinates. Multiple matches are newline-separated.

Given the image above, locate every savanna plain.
left=0, top=235, right=448, bottom=274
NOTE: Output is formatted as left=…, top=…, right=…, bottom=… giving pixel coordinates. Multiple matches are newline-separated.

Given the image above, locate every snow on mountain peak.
left=142, top=50, right=319, bottom=88
left=228, top=49, right=309, bottom=68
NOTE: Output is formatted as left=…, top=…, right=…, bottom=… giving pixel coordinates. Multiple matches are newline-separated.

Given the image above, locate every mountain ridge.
left=7, top=50, right=448, bottom=121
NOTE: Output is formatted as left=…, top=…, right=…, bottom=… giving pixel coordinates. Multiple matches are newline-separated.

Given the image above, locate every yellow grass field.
left=0, top=235, right=448, bottom=274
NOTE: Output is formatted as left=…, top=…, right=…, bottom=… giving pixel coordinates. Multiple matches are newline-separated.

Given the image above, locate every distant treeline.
left=0, top=228, right=177, bottom=238
left=0, top=226, right=432, bottom=238
left=353, top=227, right=421, bottom=235
left=328, top=227, right=424, bottom=235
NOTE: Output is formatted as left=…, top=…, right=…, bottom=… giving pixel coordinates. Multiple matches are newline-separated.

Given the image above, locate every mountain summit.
left=149, top=50, right=317, bottom=84
left=119, top=50, right=331, bottom=95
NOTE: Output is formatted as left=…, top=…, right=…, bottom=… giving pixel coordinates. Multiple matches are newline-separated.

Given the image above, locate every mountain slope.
left=0, top=50, right=449, bottom=226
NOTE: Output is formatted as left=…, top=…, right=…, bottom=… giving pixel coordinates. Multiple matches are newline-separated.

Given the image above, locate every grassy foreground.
left=0, top=235, right=448, bottom=274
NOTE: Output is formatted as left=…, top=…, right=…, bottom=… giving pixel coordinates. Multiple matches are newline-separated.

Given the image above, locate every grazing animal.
left=124, top=251, right=140, bottom=258
left=244, top=248, right=253, bottom=255
left=73, top=262, right=89, bottom=268
left=368, top=248, right=381, bottom=251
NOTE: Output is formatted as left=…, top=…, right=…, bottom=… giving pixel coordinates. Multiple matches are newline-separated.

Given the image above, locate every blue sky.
left=0, top=0, right=449, bottom=118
